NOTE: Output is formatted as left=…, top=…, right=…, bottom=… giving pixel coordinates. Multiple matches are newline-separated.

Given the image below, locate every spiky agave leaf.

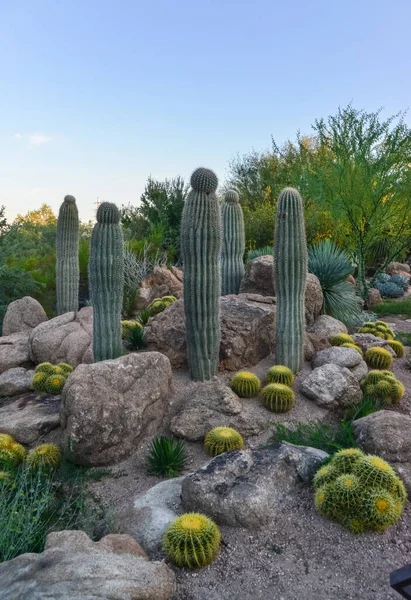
left=147, top=436, right=188, bottom=478
left=124, top=324, right=147, bottom=351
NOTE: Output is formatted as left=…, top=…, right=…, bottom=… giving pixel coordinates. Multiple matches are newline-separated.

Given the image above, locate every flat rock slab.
left=0, top=530, right=176, bottom=600
left=0, top=392, right=60, bottom=444
left=0, top=367, right=34, bottom=398
left=181, top=442, right=328, bottom=528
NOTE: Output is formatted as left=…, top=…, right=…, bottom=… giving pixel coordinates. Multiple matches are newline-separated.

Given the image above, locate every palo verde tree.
left=308, top=105, right=411, bottom=295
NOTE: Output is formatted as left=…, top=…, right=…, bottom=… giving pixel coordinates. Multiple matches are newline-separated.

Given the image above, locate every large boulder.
left=352, top=411, right=411, bottom=464
left=239, top=256, right=323, bottom=325
left=0, top=331, right=32, bottom=374
left=181, top=442, right=328, bottom=528
left=312, top=346, right=368, bottom=381
left=0, top=530, right=176, bottom=600
left=239, top=255, right=274, bottom=296
left=0, top=392, right=61, bottom=444
left=121, top=478, right=183, bottom=554
left=300, top=363, right=362, bottom=408
left=138, top=266, right=183, bottom=310
left=169, top=378, right=268, bottom=441
left=307, top=314, right=348, bottom=338
left=60, top=352, right=172, bottom=466
left=146, top=295, right=275, bottom=371
left=30, top=307, right=93, bottom=367
left=0, top=367, right=33, bottom=397
left=2, top=296, right=48, bottom=336
left=386, top=261, right=411, bottom=275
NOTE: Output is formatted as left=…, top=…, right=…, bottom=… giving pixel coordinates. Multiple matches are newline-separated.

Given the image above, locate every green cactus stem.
left=221, top=190, right=245, bottom=295
left=181, top=168, right=221, bottom=381
left=56, top=195, right=80, bottom=314
left=89, top=202, right=124, bottom=362
left=273, top=187, right=307, bottom=372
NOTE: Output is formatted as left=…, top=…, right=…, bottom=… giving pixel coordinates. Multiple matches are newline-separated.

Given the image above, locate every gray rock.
left=2, top=296, right=48, bottom=336
left=0, top=392, right=61, bottom=444
left=307, top=315, right=348, bottom=338
left=312, top=346, right=368, bottom=381
left=181, top=442, right=328, bottom=528
left=138, top=266, right=183, bottom=310
left=146, top=295, right=275, bottom=371
left=239, top=255, right=274, bottom=296
left=0, top=367, right=34, bottom=397
left=30, top=307, right=93, bottom=367
left=0, top=331, right=32, bottom=374
left=300, top=363, right=362, bottom=408
left=366, top=288, right=382, bottom=309
left=0, top=530, right=176, bottom=600
left=122, top=478, right=184, bottom=554
left=352, top=333, right=395, bottom=355
left=313, top=346, right=362, bottom=369
left=352, top=411, right=411, bottom=463
left=239, top=256, right=323, bottom=326
left=60, top=352, right=172, bottom=466
left=169, top=378, right=268, bottom=441
left=387, top=261, right=411, bottom=274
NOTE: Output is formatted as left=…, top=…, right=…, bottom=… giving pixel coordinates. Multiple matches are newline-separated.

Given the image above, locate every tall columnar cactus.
left=221, top=190, right=245, bottom=295
left=56, top=195, right=79, bottom=314
left=89, top=202, right=124, bottom=362
left=181, top=168, right=221, bottom=381
left=273, top=187, right=307, bottom=372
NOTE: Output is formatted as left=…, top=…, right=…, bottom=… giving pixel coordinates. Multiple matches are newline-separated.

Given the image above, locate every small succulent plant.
left=163, top=513, right=221, bottom=569
left=204, top=427, right=244, bottom=457
left=147, top=436, right=188, bottom=478
left=261, top=383, right=295, bottom=413
left=266, top=365, right=294, bottom=387
left=26, top=444, right=61, bottom=471
left=230, top=371, right=261, bottom=398
left=330, top=333, right=355, bottom=346
left=364, top=347, right=393, bottom=370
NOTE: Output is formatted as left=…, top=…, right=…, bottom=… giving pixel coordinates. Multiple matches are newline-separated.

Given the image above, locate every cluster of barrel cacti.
left=0, top=434, right=61, bottom=478
left=230, top=365, right=295, bottom=413
left=330, top=334, right=363, bottom=356
left=314, top=448, right=407, bottom=533
left=358, top=321, right=394, bottom=340
left=32, top=362, right=73, bottom=395
left=360, top=370, right=405, bottom=405
left=147, top=295, right=177, bottom=315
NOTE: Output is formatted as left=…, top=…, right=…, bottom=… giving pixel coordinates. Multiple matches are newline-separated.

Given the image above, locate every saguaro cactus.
left=181, top=167, right=221, bottom=380
left=273, top=187, right=307, bottom=372
left=89, top=202, right=124, bottom=362
left=56, top=195, right=79, bottom=314
left=221, top=190, right=245, bottom=295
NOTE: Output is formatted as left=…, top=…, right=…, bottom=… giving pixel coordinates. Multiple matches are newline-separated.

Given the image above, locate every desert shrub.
left=0, top=266, right=42, bottom=331
left=373, top=273, right=405, bottom=298
left=146, top=436, right=188, bottom=478
left=308, top=240, right=362, bottom=324
left=270, top=421, right=357, bottom=454
left=313, top=449, right=407, bottom=533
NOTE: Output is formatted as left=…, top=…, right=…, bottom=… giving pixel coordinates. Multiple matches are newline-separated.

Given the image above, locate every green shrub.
left=147, top=436, right=188, bottom=478
left=270, top=421, right=357, bottom=454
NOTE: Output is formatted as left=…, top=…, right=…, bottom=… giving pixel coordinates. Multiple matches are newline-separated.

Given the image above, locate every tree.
left=14, top=204, right=56, bottom=225
left=308, top=105, right=411, bottom=294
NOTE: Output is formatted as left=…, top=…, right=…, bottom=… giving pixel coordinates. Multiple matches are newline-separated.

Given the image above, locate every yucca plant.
left=123, top=323, right=147, bottom=351
left=147, top=436, right=188, bottom=478
left=137, top=308, right=152, bottom=326
left=308, top=240, right=362, bottom=324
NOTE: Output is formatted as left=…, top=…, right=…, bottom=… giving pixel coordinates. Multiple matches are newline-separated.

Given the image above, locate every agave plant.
left=124, top=325, right=147, bottom=351
left=147, top=436, right=188, bottom=478
left=308, top=240, right=362, bottom=324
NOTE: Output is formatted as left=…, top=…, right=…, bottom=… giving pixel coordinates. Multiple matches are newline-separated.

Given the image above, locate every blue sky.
left=1, top=0, right=410, bottom=222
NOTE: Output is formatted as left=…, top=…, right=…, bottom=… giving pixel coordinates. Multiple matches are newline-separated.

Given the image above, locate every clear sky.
left=1, top=0, right=410, bottom=223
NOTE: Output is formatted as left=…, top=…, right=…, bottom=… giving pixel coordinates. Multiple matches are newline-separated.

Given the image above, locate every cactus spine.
left=273, top=187, right=307, bottom=372
left=221, top=190, right=245, bottom=295
left=181, top=168, right=221, bottom=381
left=89, top=202, right=124, bottom=362
left=56, top=195, right=79, bottom=314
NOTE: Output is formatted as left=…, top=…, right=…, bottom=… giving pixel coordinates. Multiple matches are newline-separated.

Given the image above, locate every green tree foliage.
left=121, top=176, right=187, bottom=262
left=308, top=106, right=411, bottom=294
